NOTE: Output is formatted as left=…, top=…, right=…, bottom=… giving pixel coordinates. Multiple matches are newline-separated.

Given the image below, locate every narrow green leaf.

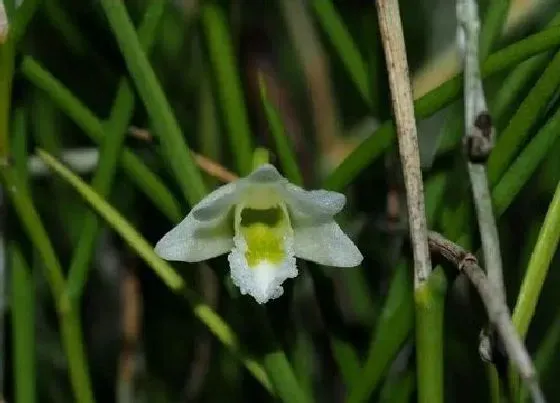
left=201, top=3, right=253, bottom=175
left=441, top=99, right=560, bottom=245
left=492, top=12, right=560, bottom=121
left=65, top=0, right=166, bottom=302
left=1, top=168, right=94, bottom=403
left=513, top=179, right=560, bottom=338
left=488, top=50, right=560, bottom=185
left=31, top=92, right=83, bottom=242
left=379, top=370, right=415, bottom=403
left=263, top=350, right=311, bottom=403
left=21, top=56, right=183, bottom=222
left=256, top=306, right=311, bottom=403
left=309, top=265, right=362, bottom=392
left=43, top=0, right=92, bottom=58
left=10, top=0, right=39, bottom=44
left=11, top=107, right=28, bottom=184
left=291, top=331, right=315, bottom=399
left=311, top=0, right=371, bottom=104
left=331, top=338, right=361, bottom=388
left=479, top=0, right=511, bottom=60
left=347, top=262, right=414, bottom=402
left=9, top=242, right=36, bottom=403
left=99, top=0, right=207, bottom=205
left=520, top=311, right=560, bottom=401
left=198, top=64, right=221, bottom=182
left=509, top=176, right=560, bottom=400
left=0, top=33, right=14, bottom=159
left=258, top=74, right=303, bottom=186
left=493, top=106, right=560, bottom=217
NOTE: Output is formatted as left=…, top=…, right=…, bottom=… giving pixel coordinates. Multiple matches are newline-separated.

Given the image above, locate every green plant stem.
left=9, top=242, right=36, bottom=403
left=324, top=23, right=560, bottom=191
left=20, top=56, right=182, bottom=222
left=98, top=0, right=207, bottom=205
left=201, top=3, right=253, bottom=175
left=414, top=269, right=447, bottom=403
left=37, top=149, right=273, bottom=394
left=64, top=0, right=165, bottom=302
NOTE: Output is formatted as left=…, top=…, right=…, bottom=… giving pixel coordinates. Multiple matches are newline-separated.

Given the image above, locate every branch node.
left=463, top=111, right=495, bottom=163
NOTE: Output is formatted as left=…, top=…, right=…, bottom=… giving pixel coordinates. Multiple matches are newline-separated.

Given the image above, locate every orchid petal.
left=293, top=221, right=363, bottom=267
left=154, top=182, right=239, bottom=262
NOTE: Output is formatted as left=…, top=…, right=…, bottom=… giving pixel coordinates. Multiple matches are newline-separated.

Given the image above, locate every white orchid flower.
left=154, top=164, right=363, bottom=304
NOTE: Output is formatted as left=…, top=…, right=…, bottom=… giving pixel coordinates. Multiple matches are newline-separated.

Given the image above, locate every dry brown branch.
left=376, top=0, right=432, bottom=288
left=457, top=0, right=506, bottom=308
left=127, top=126, right=238, bottom=183
left=428, top=231, right=545, bottom=403
left=117, top=266, right=142, bottom=403
left=193, top=154, right=238, bottom=183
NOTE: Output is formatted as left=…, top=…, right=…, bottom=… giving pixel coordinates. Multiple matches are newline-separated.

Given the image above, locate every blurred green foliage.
left=1, top=1, right=560, bottom=403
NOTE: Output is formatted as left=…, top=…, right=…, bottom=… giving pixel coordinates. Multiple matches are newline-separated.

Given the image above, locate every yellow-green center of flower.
left=239, top=205, right=289, bottom=268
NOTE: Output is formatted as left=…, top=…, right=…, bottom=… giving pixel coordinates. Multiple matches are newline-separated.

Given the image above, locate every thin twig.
left=427, top=231, right=545, bottom=403
left=193, top=154, right=238, bottom=183
left=117, top=264, right=142, bottom=403
left=457, top=0, right=509, bottom=365
left=28, top=147, right=239, bottom=184
left=127, top=126, right=153, bottom=142
left=375, top=0, right=432, bottom=287
left=128, top=126, right=239, bottom=183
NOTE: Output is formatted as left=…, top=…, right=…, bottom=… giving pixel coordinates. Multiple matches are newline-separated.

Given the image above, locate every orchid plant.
left=155, top=163, right=362, bottom=304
